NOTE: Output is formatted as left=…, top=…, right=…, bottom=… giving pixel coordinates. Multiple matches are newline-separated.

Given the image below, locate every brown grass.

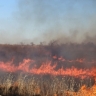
left=0, top=74, right=95, bottom=96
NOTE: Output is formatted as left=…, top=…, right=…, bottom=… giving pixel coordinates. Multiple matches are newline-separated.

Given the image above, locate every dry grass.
left=0, top=74, right=95, bottom=96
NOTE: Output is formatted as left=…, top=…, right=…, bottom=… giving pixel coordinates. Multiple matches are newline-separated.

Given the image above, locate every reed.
left=0, top=74, right=95, bottom=96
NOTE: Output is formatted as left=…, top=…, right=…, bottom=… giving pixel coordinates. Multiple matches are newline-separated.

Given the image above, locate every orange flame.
left=65, top=84, right=96, bottom=96
left=0, top=59, right=96, bottom=79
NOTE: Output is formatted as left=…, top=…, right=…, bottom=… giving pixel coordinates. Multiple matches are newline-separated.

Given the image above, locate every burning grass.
left=0, top=74, right=95, bottom=96
left=0, top=43, right=95, bottom=96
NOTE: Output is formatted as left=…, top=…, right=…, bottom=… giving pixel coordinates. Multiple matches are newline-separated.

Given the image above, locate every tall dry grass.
left=0, top=74, right=95, bottom=96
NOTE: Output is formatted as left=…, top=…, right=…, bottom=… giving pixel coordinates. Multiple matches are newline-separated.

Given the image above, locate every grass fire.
left=0, top=43, right=95, bottom=96
left=0, top=0, right=96, bottom=95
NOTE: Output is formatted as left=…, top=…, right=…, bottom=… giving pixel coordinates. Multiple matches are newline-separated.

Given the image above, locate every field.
left=0, top=73, right=95, bottom=96
left=0, top=43, right=95, bottom=96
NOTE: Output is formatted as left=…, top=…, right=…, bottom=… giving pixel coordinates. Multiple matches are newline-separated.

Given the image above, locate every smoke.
left=13, top=0, right=96, bottom=44
left=0, top=43, right=96, bottom=69
left=0, top=0, right=96, bottom=44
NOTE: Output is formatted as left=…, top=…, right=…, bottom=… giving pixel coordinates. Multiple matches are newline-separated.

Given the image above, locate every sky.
left=0, top=0, right=96, bottom=44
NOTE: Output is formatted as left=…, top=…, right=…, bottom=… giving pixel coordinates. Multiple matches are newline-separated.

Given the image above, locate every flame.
left=78, top=84, right=96, bottom=96
left=0, top=59, right=96, bottom=79
left=63, top=77, right=96, bottom=95
left=52, top=55, right=96, bottom=64
left=64, top=84, right=96, bottom=96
